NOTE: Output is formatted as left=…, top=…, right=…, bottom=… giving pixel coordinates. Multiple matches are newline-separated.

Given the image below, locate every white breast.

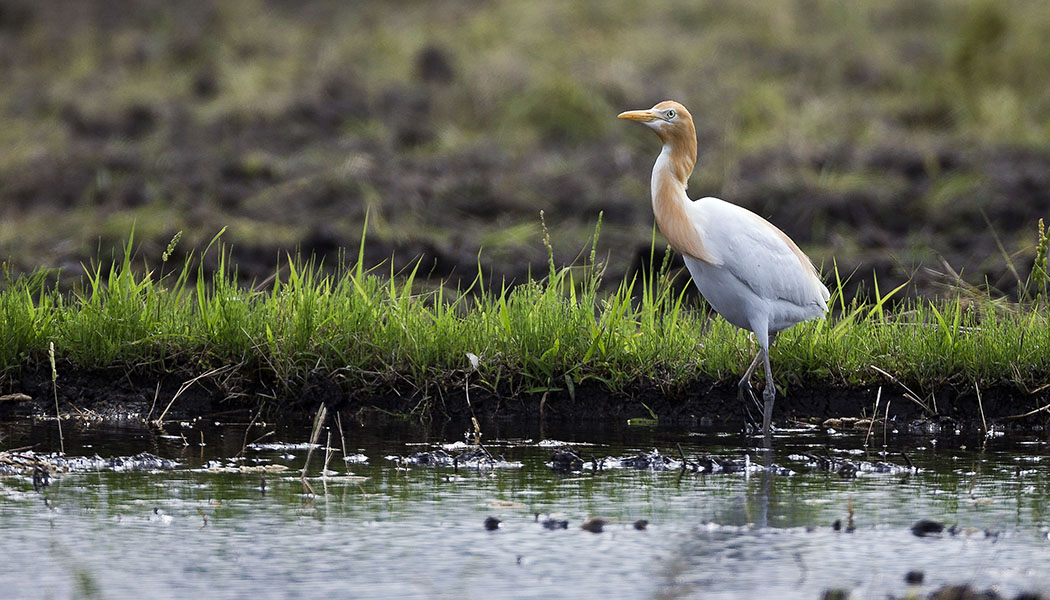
left=683, top=196, right=829, bottom=335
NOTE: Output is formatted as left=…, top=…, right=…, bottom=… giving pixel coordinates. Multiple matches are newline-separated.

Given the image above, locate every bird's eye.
left=666, top=109, right=676, bottom=119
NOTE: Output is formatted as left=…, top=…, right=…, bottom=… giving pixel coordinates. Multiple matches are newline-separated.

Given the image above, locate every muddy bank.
left=3, top=364, right=1048, bottom=433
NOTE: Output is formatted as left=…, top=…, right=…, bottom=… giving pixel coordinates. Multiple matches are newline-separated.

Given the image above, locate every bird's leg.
left=761, top=334, right=777, bottom=436
left=737, top=345, right=763, bottom=413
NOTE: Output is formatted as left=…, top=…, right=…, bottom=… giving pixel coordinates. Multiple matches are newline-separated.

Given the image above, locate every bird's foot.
left=741, top=404, right=760, bottom=434
left=738, top=381, right=763, bottom=413
left=738, top=383, right=764, bottom=434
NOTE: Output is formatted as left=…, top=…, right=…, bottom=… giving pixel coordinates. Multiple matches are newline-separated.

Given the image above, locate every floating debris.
left=533, top=513, right=569, bottom=530
left=548, top=447, right=793, bottom=475
left=0, top=451, right=177, bottom=475
left=620, top=449, right=679, bottom=471
left=821, top=417, right=877, bottom=431
left=911, top=519, right=944, bottom=537
left=248, top=442, right=320, bottom=451
left=946, top=525, right=1002, bottom=539
left=831, top=518, right=855, bottom=533
left=537, top=439, right=598, bottom=447
left=549, top=448, right=584, bottom=473
left=789, top=452, right=912, bottom=476
left=456, top=447, right=521, bottom=469
left=909, top=519, right=1000, bottom=540
left=148, top=507, right=173, bottom=525
left=581, top=517, right=607, bottom=533
left=531, top=512, right=569, bottom=529
left=903, top=416, right=962, bottom=436
left=199, top=461, right=289, bottom=474
left=396, top=449, right=454, bottom=466
left=542, top=517, right=569, bottom=530
left=388, top=446, right=522, bottom=470
left=900, top=584, right=1048, bottom=600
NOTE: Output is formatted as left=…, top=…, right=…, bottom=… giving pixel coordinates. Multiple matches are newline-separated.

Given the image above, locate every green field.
left=2, top=0, right=1050, bottom=301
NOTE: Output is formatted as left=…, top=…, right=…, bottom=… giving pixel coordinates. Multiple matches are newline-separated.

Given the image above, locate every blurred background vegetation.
left=2, top=0, right=1049, bottom=299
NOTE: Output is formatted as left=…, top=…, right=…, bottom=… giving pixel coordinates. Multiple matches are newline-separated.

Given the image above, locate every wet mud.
left=7, top=106, right=1049, bottom=302
left=2, top=363, right=1049, bottom=433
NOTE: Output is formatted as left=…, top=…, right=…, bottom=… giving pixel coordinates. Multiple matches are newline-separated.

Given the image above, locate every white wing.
left=688, top=197, right=829, bottom=310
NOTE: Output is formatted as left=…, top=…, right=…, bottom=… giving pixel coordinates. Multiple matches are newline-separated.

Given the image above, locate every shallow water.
left=1, top=417, right=1049, bottom=599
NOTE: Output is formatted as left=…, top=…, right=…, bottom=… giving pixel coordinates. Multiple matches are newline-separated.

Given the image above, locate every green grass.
left=2, top=221, right=1049, bottom=416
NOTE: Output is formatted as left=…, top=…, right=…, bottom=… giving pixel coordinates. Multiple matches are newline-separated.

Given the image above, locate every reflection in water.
left=0, top=418, right=1048, bottom=599
left=757, top=445, right=774, bottom=530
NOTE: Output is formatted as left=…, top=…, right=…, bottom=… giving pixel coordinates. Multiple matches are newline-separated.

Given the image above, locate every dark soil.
left=3, top=364, right=1048, bottom=434
left=7, top=103, right=1050, bottom=301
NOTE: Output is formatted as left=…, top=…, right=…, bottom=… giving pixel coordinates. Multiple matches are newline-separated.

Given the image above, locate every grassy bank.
left=2, top=222, right=1049, bottom=419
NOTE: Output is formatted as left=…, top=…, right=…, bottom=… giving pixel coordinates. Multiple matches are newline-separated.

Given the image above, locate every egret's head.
left=617, top=100, right=693, bottom=143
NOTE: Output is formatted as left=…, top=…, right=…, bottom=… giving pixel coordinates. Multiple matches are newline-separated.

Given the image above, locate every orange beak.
left=617, top=109, right=659, bottom=122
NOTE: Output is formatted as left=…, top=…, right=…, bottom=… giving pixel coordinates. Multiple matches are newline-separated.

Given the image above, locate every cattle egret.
left=619, top=101, right=830, bottom=436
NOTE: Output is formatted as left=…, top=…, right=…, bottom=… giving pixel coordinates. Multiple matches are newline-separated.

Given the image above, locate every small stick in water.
left=300, top=404, right=327, bottom=496
left=883, top=400, right=891, bottom=447
left=336, top=412, right=354, bottom=475
left=975, top=382, right=988, bottom=438
left=863, top=387, right=882, bottom=448
left=899, top=451, right=914, bottom=469
left=49, top=342, right=64, bottom=455
left=846, top=497, right=855, bottom=533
